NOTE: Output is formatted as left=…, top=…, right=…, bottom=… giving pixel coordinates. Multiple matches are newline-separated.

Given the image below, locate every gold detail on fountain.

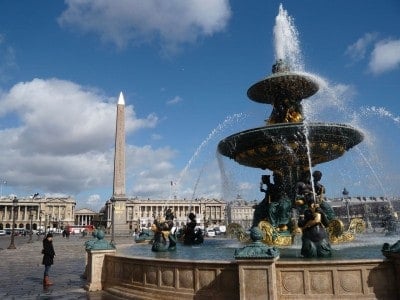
left=320, top=142, right=329, bottom=150
left=289, top=142, right=299, bottom=150
left=258, top=221, right=293, bottom=246
left=247, top=149, right=256, bottom=156
left=268, top=98, right=304, bottom=124
left=327, top=218, right=366, bottom=244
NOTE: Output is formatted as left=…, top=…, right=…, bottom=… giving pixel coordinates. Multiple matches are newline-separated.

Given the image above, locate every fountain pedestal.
left=237, top=259, right=279, bottom=300
left=84, top=229, right=116, bottom=292
left=85, top=249, right=116, bottom=291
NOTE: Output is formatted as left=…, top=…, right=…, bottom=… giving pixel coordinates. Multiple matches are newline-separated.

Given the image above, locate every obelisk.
left=111, top=92, right=129, bottom=235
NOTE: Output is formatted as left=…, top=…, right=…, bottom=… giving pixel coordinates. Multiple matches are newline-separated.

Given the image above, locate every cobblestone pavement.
left=0, top=234, right=132, bottom=300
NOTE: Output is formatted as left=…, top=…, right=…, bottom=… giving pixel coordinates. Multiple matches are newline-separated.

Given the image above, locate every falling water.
left=302, top=124, right=316, bottom=196
left=355, top=148, right=388, bottom=198
left=360, top=106, right=400, bottom=126
left=190, top=164, right=206, bottom=202
left=175, top=113, right=247, bottom=196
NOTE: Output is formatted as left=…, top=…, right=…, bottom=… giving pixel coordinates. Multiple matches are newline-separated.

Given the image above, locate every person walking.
left=42, top=233, right=55, bottom=286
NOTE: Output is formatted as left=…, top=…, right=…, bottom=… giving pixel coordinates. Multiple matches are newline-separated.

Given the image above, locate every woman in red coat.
left=42, top=233, right=56, bottom=286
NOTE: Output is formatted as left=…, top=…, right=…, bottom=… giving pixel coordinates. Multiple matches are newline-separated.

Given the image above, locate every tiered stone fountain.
left=219, top=59, right=364, bottom=245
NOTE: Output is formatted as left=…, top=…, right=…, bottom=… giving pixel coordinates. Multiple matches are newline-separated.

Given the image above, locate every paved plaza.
left=0, top=234, right=131, bottom=300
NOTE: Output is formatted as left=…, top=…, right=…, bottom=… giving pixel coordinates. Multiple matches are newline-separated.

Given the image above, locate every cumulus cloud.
left=166, top=95, right=182, bottom=105
left=345, top=32, right=378, bottom=61
left=57, top=0, right=231, bottom=54
left=0, top=78, right=158, bottom=197
left=346, top=33, right=400, bottom=74
left=369, top=39, right=400, bottom=74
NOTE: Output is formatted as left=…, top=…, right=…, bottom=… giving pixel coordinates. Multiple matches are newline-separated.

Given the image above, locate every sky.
left=0, top=0, right=399, bottom=211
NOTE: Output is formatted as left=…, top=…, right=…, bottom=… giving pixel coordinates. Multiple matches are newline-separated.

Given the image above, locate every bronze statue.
left=183, top=213, right=204, bottom=245
left=253, top=172, right=291, bottom=231
left=312, top=170, right=336, bottom=221
left=298, top=197, right=332, bottom=258
left=151, top=208, right=177, bottom=252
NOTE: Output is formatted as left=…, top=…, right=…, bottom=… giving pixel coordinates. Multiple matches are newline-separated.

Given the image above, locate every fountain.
left=218, top=56, right=364, bottom=248
left=84, top=5, right=400, bottom=299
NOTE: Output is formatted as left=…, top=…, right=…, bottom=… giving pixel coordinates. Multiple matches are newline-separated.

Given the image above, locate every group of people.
left=253, top=170, right=334, bottom=258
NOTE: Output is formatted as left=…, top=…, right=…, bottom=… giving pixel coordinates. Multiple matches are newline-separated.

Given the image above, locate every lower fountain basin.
left=117, top=233, right=398, bottom=261
left=98, top=233, right=400, bottom=299
left=218, top=122, right=364, bottom=170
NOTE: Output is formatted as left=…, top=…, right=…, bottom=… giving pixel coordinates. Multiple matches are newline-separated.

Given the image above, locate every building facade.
left=74, top=208, right=98, bottom=226
left=0, top=195, right=76, bottom=232
left=104, top=197, right=227, bottom=232
left=226, top=196, right=256, bottom=229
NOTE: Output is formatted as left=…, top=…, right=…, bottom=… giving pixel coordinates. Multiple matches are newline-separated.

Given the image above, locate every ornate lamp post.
left=342, top=188, right=350, bottom=224
left=7, top=197, right=18, bottom=249
left=28, top=208, right=34, bottom=243
left=38, top=210, right=43, bottom=240
left=44, top=214, right=48, bottom=235
left=110, top=198, right=116, bottom=245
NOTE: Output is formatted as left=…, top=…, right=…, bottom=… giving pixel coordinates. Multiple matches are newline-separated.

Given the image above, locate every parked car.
left=206, top=229, right=215, bottom=237
left=0, top=230, right=6, bottom=236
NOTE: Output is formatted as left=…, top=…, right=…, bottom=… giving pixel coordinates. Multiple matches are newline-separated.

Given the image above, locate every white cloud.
left=87, top=194, right=101, bottom=207
left=0, top=78, right=158, bottom=197
left=0, top=78, right=223, bottom=208
left=346, top=34, right=400, bottom=74
left=57, top=0, right=231, bottom=54
left=345, top=32, right=378, bottom=61
left=369, top=39, right=400, bottom=74
left=166, top=95, right=182, bottom=105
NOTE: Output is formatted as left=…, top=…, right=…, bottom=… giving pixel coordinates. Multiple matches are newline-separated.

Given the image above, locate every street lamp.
left=44, top=214, right=47, bottom=235
left=28, top=208, right=34, bottom=243
left=7, top=197, right=18, bottom=249
left=342, top=188, right=350, bottom=224
left=38, top=210, right=43, bottom=240
left=110, top=198, right=116, bottom=245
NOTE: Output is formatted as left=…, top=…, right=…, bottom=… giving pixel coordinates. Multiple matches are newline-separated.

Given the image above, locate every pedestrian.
left=42, top=232, right=55, bottom=286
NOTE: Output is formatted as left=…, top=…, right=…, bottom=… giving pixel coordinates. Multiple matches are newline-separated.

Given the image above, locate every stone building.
left=0, top=195, right=75, bottom=232
left=103, top=197, right=227, bottom=232
left=226, top=196, right=256, bottom=229
left=74, top=208, right=98, bottom=226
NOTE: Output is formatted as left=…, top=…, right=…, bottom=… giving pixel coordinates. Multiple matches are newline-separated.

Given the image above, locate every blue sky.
left=0, top=0, right=399, bottom=211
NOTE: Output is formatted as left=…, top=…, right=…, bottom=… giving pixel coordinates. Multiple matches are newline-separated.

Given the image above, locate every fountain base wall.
left=94, top=254, right=399, bottom=299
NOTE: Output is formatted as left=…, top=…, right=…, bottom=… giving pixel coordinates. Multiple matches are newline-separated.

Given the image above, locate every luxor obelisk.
left=111, top=92, right=129, bottom=235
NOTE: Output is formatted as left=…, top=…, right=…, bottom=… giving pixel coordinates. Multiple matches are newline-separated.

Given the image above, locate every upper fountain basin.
left=247, top=72, right=319, bottom=103
left=217, top=122, right=364, bottom=170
